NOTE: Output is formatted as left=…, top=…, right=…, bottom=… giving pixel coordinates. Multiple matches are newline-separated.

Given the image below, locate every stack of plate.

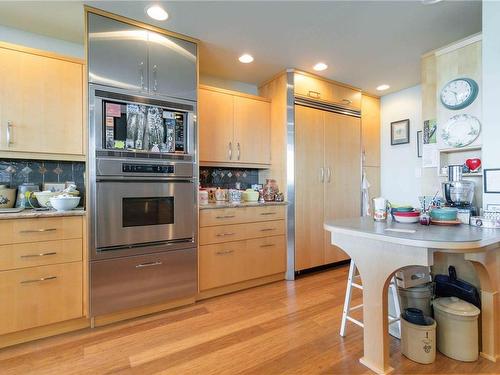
left=430, top=208, right=461, bottom=226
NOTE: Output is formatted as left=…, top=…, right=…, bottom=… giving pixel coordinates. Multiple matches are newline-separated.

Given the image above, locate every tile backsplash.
left=200, top=167, right=259, bottom=189
left=0, top=159, right=85, bottom=204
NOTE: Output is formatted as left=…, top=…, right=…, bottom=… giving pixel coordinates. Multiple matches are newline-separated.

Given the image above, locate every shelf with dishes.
left=438, top=145, right=482, bottom=178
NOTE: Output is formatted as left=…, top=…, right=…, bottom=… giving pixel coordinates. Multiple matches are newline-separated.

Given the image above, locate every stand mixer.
left=442, top=165, right=476, bottom=223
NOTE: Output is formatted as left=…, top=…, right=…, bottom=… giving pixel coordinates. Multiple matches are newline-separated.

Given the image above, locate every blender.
left=442, top=165, right=476, bottom=224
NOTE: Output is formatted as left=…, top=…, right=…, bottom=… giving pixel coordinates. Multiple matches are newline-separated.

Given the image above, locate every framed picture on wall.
left=484, top=169, right=500, bottom=193
left=417, top=131, right=423, bottom=157
left=391, top=119, right=410, bottom=145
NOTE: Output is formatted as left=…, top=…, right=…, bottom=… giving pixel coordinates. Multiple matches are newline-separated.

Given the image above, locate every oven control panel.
left=122, top=163, right=175, bottom=174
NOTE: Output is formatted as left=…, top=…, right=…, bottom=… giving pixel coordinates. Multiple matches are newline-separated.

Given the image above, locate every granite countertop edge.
left=199, top=201, right=288, bottom=210
left=0, top=208, right=86, bottom=220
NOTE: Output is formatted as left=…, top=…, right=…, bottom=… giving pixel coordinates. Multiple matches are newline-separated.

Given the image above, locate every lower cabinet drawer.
left=0, top=239, right=82, bottom=271
left=90, top=248, right=197, bottom=316
left=199, top=220, right=285, bottom=245
left=199, top=235, right=286, bottom=291
left=0, top=262, right=83, bottom=335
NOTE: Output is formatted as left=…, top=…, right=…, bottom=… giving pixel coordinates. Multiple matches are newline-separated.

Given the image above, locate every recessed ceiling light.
left=376, top=84, right=390, bottom=91
left=313, top=62, right=328, bottom=71
left=146, top=5, right=169, bottom=21
left=238, top=54, right=254, bottom=63
left=421, top=0, right=443, bottom=4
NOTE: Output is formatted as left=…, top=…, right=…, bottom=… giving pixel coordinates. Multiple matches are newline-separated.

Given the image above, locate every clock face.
left=440, top=78, right=478, bottom=110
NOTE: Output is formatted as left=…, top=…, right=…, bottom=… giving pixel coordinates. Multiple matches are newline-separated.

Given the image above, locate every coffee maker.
left=442, top=165, right=476, bottom=224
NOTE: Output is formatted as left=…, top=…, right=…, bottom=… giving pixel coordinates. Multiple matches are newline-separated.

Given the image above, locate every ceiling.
left=0, top=1, right=482, bottom=95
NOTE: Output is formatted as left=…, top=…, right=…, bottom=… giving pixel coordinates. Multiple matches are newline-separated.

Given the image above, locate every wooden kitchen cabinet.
left=0, top=42, right=84, bottom=158
left=361, top=94, right=381, bottom=167
left=294, top=71, right=361, bottom=110
left=198, top=205, right=286, bottom=297
left=295, top=105, right=361, bottom=271
left=198, top=85, right=271, bottom=167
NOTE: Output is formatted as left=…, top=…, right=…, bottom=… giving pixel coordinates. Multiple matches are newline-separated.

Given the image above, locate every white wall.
left=0, top=24, right=84, bottom=58
left=482, top=1, right=500, bottom=209
left=380, top=85, right=422, bottom=207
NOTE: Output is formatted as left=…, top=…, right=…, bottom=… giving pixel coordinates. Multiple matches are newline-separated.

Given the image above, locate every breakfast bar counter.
left=324, top=217, right=500, bottom=374
left=0, top=208, right=86, bottom=220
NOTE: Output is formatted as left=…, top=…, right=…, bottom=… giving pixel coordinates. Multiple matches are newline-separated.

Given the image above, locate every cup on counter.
left=199, top=189, right=209, bottom=205
left=215, top=188, right=227, bottom=203
left=373, top=197, right=390, bottom=222
left=228, top=189, right=242, bottom=204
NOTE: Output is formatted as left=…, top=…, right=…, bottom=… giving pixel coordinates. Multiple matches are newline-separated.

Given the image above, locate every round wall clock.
left=440, top=78, right=479, bottom=110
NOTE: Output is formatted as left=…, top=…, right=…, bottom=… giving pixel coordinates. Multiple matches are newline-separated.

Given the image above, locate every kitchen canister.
left=0, top=185, right=17, bottom=208
left=228, top=189, right=242, bottom=204
left=432, top=297, right=480, bottom=362
left=372, top=197, right=389, bottom=221
left=199, top=189, right=209, bottom=205
left=401, top=314, right=436, bottom=364
left=398, top=283, right=433, bottom=317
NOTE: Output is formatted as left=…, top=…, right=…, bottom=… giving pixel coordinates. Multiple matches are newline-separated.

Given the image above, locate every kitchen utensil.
left=34, top=190, right=79, bottom=208
left=392, top=206, right=414, bottom=213
left=430, top=207, right=458, bottom=221
left=0, top=186, right=17, bottom=208
left=373, top=197, right=390, bottom=221
left=434, top=266, right=480, bottom=308
left=49, top=196, right=80, bottom=211
left=465, top=158, right=481, bottom=172
left=419, top=212, right=431, bottom=226
left=441, top=114, right=481, bottom=148
left=393, top=211, right=420, bottom=223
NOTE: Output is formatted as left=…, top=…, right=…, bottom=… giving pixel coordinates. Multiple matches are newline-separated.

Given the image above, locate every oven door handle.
left=96, top=177, right=196, bottom=183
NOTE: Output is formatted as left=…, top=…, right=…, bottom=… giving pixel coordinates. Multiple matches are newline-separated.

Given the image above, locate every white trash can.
left=401, top=316, right=436, bottom=364
left=398, top=283, right=433, bottom=317
left=433, top=297, right=480, bottom=362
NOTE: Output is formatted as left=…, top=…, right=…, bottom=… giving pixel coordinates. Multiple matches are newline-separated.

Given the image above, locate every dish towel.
left=361, top=170, right=371, bottom=216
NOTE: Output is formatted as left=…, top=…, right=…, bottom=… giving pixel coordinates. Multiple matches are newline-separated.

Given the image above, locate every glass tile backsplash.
left=0, top=159, right=85, bottom=204
left=199, top=167, right=259, bottom=189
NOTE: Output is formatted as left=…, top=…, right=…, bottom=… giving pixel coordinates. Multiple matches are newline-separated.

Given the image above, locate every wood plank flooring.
left=0, top=264, right=498, bottom=374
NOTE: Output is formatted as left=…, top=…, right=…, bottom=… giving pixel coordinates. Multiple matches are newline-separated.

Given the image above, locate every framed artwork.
left=391, top=119, right=410, bottom=145
left=484, top=169, right=500, bottom=193
left=417, top=130, right=423, bottom=158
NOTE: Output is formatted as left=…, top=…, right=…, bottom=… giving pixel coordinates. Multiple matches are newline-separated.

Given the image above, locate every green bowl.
left=430, top=208, right=458, bottom=221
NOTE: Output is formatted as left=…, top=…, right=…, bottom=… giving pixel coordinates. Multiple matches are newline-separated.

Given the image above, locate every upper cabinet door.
left=148, top=32, right=197, bottom=101
left=88, top=13, right=149, bottom=92
left=0, top=47, right=83, bottom=155
left=198, top=88, right=234, bottom=163
left=233, top=96, right=271, bottom=165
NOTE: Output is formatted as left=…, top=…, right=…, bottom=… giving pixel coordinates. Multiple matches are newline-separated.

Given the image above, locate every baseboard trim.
left=0, top=317, right=90, bottom=349
left=197, top=273, right=284, bottom=300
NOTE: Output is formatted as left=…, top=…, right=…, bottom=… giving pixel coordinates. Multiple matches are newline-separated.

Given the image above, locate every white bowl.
left=393, top=215, right=419, bottom=224
left=49, top=196, right=80, bottom=211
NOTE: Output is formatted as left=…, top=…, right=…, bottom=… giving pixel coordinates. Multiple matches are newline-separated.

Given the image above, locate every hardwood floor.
left=0, top=265, right=498, bottom=374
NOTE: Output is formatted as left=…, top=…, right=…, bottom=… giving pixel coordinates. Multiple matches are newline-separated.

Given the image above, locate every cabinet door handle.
left=136, top=261, right=162, bottom=268
left=139, top=61, right=145, bottom=90
left=260, top=244, right=276, bottom=248
left=19, top=228, right=57, bottom=234
left=260, top=212, right=276, bottom=216
left=326, top=167, right=332, bottom=183
left=260, top=228, right=276, bottom=232
left=20, top=276, right=57, bottom=284
left=216, top=232, right=236, bottom=237
left=215, top=215, right=235, bottom=219
left=320, top=167, right=324, bottom=182
left=237, top=142, right=241, bottom=160
left=216, top=249, right=234, bottom=255
left=20, top=252, right=57, bottom=258
left=308, top=91, right=320, bottom=99
left=7, top=121, right=13, bottom=146
left=342, top=98, right=352, bottom=105
left=228, top=142, right=233, bottom=160
left=153, top=64, right=158, bottom=92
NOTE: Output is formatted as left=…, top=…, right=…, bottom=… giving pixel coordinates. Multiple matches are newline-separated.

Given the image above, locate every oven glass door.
left=96, top=180, right=194, bottom=249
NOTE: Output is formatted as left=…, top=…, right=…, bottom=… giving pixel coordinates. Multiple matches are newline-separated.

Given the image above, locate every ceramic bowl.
left=430, top=208, right=458, bottom=221
left=49, top=196, right=80, bottom=211
left=243, top=189, right=259, bottom=202
left=0, top=188, right=17, bottom=208
left=35, top=191, right=79, bottom=208
left=393, top=211, right=420, bottom=224
left=392, top=206, right=414, bottom=213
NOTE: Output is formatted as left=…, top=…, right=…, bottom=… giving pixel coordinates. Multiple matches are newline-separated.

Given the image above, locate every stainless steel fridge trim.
left=94, top=89, right=194, bottom=112
left=294, top=96, right=361, bottom=118
left=286, top=69, right=296, bottom=281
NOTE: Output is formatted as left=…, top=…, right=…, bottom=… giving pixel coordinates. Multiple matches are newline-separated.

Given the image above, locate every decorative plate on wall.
left=440, top=78, right=479, bottom=110
left=441, top=114, right=481, bottom=148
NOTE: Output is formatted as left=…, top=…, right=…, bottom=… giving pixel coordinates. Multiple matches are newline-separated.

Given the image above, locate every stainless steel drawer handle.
left=215, top=250, right=234, bottom=255
left=20, top=276, right=57, bottom=284
left=20, top=252, right=57, bottom=258
left=20, top=228, right=57, bottom=233
left=308, top=90, right=320, bottom=99
left=228, top=142, right=233, bottom=160
left=216, top=232, right=236, bottom=237
left=215, top=215, right=235, bottom=219
left=260, top=228, right=276, bottom=232
left=260, top=212, right=276, bottom=216
left=136, top=261, right=163, bottom=268
left=260, top=244, right=276, bottom=248
left=342, top=98, right=352, bottom=105
left=237, top=142, right=241, bottom=161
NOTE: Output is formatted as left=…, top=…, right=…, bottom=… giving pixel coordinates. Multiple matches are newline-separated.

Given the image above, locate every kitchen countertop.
left=199, top=201, right=288, bottom=210
left=0, top=208, right=86, bottom=220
